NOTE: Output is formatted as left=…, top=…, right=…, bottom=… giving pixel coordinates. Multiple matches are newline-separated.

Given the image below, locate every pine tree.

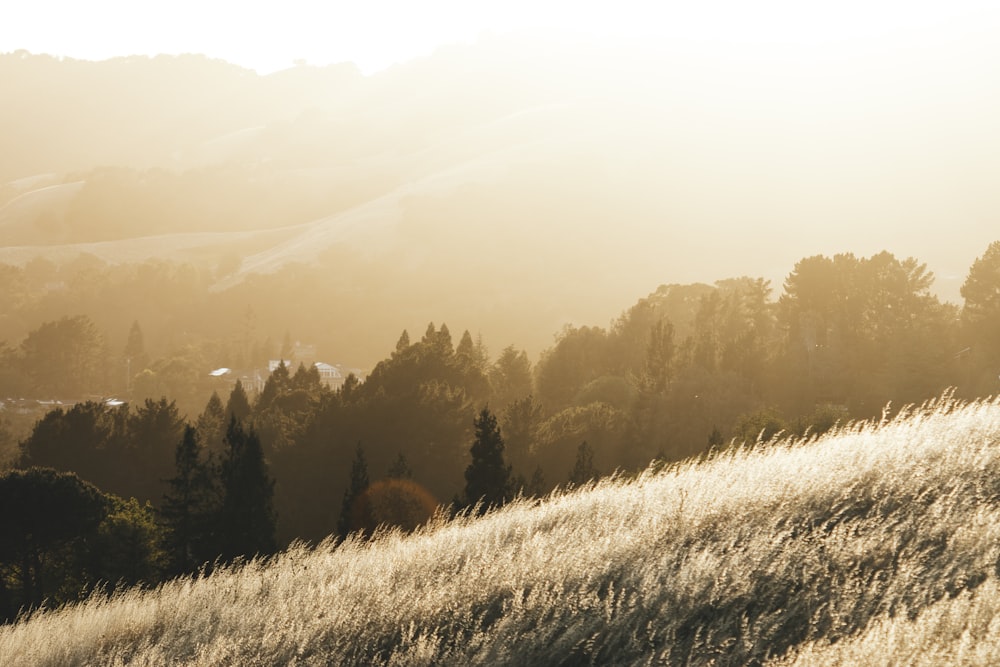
left=395, top=329, right=410, bottom=354
left=196, top=391, right=227, bottom=454
left=387, top=452, right=413, bottom=479
left=338, top=442, right=370, bottom=538
left=463, top=406, right=512, bottom=514
left=226, top=379, right=252, bottom=423
left=528, top=466, right=547, bottom=498
left=569, top=441, right=598, bottom=486
left=217, top=417, right=276, bottom=561
left=161, top=425, right=218, bottom=574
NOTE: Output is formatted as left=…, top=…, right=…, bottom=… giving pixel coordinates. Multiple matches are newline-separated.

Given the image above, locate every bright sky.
left=3, top=0, right=999, bottom=74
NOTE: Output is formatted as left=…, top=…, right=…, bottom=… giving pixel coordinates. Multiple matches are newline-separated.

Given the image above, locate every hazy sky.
left=4, top=1, right=999, bottom=74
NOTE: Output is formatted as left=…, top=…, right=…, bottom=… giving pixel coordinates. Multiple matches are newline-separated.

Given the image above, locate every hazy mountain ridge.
left=3, top=42, right=995, bottom=307
left=3, top=394, right=1000, bottom=665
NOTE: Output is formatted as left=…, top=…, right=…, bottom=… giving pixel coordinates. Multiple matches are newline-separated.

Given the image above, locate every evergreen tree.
left=257, top=361, right=290, bottom=412
left=387, top=452, right=413, bottom=479
left=528, top=466, right=547, bottom=498
left=196, top=391, right=227, bottom=454
left=395, top=329, right=410, bottom=354
left=217, top=417, right=276, bottom=561
left=456, top=330, right=477, bottom=366
left=127, top=397, right=185, bottom=503
left=490, top=345, right=533, bottom=410
left=569, top=440, right=599, bottom=486
left=226, top=379, right=252, bottom=422
left=338, top=442, right=370, bottom=538
left=463, top=407, right=513, bottom=513
left=437, top=323, right=454, bottom=356
left=161, top=425, right=219, bottom=574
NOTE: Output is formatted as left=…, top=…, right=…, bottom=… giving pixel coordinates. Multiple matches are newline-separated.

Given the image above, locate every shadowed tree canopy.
left=338, top=442, right=370, bottom=539
left=217, top=417, right=276, bottom=561
left=225, top=380, right=252, bottom=423
left=962, top=240, right=1000, bottom=387
left=18, top=315, right=106, bottom=397
left=463, top=406, right=513, bottom=514
left=0, top=468, right=109, bottom=618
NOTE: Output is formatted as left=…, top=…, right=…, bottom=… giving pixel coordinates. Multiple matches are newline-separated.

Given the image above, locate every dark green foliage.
left=527, top=466, right=546, bottom=498
left=489, top=345, right=533, bottom=411
left=387, top=452, right=413, bottom=479
left=732, top=408, right=788, bottom=446
left=0, top=468, right=109, bottom=620
left=161, top=425, right=219, bottom=574
left=395, top=329, right=410, bottom=353
left=463, top=407, right=512, bottom=513
left=196, top=391, right=227, bottom=454
left=338, top=443, right=370, bottom=538
left=89, top=496, right=167, bottom=590
left=217, top=417, right=276, bottom=561
left=568, top=441, right=598, bottom=486
left=126, top=397, right=185, bottom=502
left=18, top=315, right=106, bottom=397
left=225, top=380, right=252, bottom=423
left=500, top=395, right=542, bottom=477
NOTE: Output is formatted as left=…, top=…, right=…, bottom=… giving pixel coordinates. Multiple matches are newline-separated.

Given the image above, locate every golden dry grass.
left=3, top=393, right=1000, bottom=665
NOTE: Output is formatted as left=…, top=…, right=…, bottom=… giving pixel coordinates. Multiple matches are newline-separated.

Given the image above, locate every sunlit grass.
left=4, top=392, right=1000, bottom=665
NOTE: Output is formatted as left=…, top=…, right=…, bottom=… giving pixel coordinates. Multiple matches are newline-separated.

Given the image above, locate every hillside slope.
left=4, top=394, right=1000, bottom=665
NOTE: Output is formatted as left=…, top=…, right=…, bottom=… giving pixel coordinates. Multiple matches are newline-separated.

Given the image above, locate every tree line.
left=2, top=242, right=1000, bottom=622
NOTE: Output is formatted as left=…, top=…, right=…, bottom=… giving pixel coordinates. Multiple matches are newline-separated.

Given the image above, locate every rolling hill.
left=3, top=393, right=1000, bottom=665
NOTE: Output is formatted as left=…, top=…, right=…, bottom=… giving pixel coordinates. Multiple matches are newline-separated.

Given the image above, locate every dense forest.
left=1, top=240, right=998, bottom=623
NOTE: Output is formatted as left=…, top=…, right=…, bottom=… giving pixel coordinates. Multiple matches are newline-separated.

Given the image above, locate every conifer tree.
left=161, top=425, right=218, bottom=574
left=338, top=442, right=370, bottom=538
left=569, top=441, right=598, bottom=486
left=217, top=417, right=276, bottom=561
left=528, top=466, right=547, bottom=498
left=226, top=379, right=252, bottom=423
left=387, top=452, right=413, bottom=479
left=463, top=406, right=512, bottom=514
left=395, top=329, right=410, bottom=354
left=196, top=391, right=227, bottom=454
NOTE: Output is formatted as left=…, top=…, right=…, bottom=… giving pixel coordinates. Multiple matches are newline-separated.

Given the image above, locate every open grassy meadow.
left=4, top=393, right=1000, bottom=665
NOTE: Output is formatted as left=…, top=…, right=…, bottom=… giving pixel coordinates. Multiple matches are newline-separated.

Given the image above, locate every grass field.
left=3, top=392, right=1000, bottom=665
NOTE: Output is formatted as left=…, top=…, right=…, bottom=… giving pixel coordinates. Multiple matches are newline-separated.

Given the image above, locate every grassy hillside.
left=4, top=393, right=1000, bottom=665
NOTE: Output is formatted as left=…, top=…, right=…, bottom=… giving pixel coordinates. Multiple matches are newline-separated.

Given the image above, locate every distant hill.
left=1, top=39, right=997, bottom=359
left=4, top=394, right=1000, bottom=664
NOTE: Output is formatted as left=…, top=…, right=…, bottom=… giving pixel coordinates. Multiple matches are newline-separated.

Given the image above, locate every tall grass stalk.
left=4, top=393, right=1000, bottom=665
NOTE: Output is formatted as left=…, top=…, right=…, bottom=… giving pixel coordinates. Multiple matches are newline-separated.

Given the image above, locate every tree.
left=527, top=466, right=547, bottom=497
left=226, top=379, right=252, bottom=423
left=196, top=391, right=227, bottom=454
left=19, top=315, right=106, bottom=397
left=18, top=400, right=129, bottom=496
left=256, top=361, right=291, bottom=413
left=732, top=408, right=788, bottom=446
left=569, top=441, right=598, bottom=486
left=455, top=330, right=488, bottom=374
left=490, top=345, right=533, bottom=410
left=126, top=397, right=185, bottom=503
left=501, top=395, right=542, bottom=475
left=90, top=496, right=167, bottom=590
left=350, top=479, right=437, bottom=535
left=463, top=407, right=513, bottom=514
left=0, top=468, right=109, bottom=619
left=961, top=240, right=1000, bottom=391
left=395, top=329, right=410, bottom=354
left=217, top=417, right=276, bottom=561
left=161, top=425, right=219, bottom=574
left=387, top=452, right=413, bottom=479
left=338, top=443, right=370, bottom=538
